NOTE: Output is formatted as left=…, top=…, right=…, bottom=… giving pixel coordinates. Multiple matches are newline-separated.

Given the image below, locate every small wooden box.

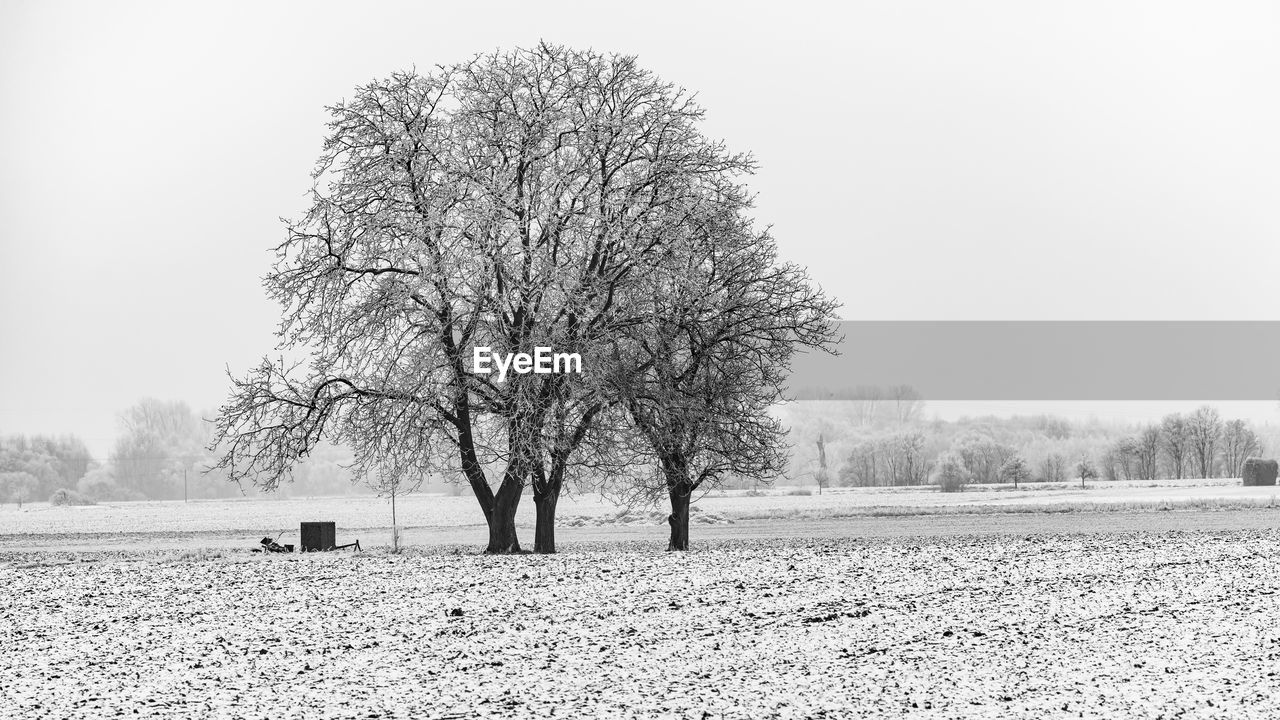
left=300, top=521, right=336, bottom=551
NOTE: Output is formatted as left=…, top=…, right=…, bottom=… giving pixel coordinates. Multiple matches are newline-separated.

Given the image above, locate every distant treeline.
left=774, top=403, right=1268, bottom=489
left=0, top=435, right=93, bottom=506
left=0, top=398, right=464, bottom=505
left=4, top=398, right=1271, bottom=504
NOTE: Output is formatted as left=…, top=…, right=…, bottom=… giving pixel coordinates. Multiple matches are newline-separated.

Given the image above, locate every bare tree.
left=1160, top=413, right=1190, bottom=479
left=1039, top=453, right=1067, bottom=483
left=840, top=437, right=881, bottom=487
left=1220, top=419, right=1261, bottom=479
left=210, top=45, right=751, bottom=553
left=365, top=464, right=415, bottom=553
left=999, top=455, right=1031, bottom=489
left=1076, top=455, right=1098, bottom=488
left=1135, top=426, right=1161, bottom=481
left=1188, top=406, right=1222, bottom=479
left=954, top=433, right=1015, bottom=485
left=847, top=386, right=886, bottom=426
left=837, top=432, right=930, bottom=487
left=113, top=399, right=206, bottom=500
left=889, top=385, right=925, bottom=425
left=883, top=432, right=932, bottom=486
left=609, top=200, right=840, bottom=550
left=1107, top=437, right=1139, bottom=482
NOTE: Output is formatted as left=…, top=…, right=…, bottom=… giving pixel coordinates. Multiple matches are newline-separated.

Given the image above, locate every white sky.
left=3, top=1, right=1279, bottom=456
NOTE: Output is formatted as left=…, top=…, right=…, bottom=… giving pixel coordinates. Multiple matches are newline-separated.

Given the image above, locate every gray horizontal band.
left=787, top=322, right=1280, bottom=401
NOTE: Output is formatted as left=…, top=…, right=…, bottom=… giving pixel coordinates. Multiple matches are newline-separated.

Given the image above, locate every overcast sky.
left=3, top=1, right=1279, bottom=456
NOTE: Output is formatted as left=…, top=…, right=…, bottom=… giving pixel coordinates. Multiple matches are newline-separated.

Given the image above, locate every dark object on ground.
left=257, top=537, right=294, bottom=553
left=300, top=521, right=361, bottom=551
left=300, top=521, right=336, bottom=551
left=1242, top=458, right=1278, bottom=486
left=447, top=608, right=464, bottom=617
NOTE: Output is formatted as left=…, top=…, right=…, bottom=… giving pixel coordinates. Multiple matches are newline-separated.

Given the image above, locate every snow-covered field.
left=4, top=484, right=1280, bottom=716
left=4, top=531, right=1279, bottom=718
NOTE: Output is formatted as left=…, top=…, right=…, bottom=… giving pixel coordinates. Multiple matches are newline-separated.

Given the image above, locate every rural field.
left=2, top=478, right=1276, bottom=553
left=4, top=482, right=1280, bottom=717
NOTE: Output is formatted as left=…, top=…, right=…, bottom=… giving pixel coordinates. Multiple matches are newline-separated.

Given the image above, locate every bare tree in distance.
left=1107, top=437, right=1139, bottom=482
left=889, top=385, right=925, bottom=425
left=1136, top=426, right=1161, bottom=481
left=841, top=437, right=882, bottom=487
left=882, top=432, right=932, bottom=486
left=1160, top=413, right=1190, bottom=479
left=999, top=455, right=1031, bottom=489
left=1039, top=453, right=1067, bottom=483
left=1076, top=455, right=1098, bottom=489
left=848, top=386, right=885, bottom=426
left=839, top=432, right=932, bottom=487
left=1188, top=406, right=1223, bottom=479
left=1220, top=419, right=1261, bottom=479
left=114, top=399, right=206, bottom=500
left=953, top=433, right=1015, bottom=485
left=364, top=461, right=419, bottom=553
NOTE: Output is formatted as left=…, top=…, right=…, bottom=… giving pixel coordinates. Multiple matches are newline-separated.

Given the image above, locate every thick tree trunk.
left=485, top=472, right=524, bottom=554
left=667, top=486, right=691, bottom=551
left=444, top=327, right=535, bottom=554
left=532, top=458, right=565, bottom=554
left=533, top=489, right=558, bottom=554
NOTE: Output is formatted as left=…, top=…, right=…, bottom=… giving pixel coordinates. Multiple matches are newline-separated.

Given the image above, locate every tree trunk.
left=667, top=486, right=691, bottom=551
left=533, top=489, right=558, bottom=554
left=532, top=455, right=566, bottom=553
left=485, top=472, right=524, bottom=554
left=455, top=408, right=523, bottom=553
left=391, top=491, right=398, bottom=553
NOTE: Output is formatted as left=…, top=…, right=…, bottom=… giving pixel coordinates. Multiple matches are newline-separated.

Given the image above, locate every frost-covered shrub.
left=1242, top=458, right=1278, bottom=486
left=934, top=453, right=971, bottom=493
left=76, top=468, right=140, bottom=502
left=49, top=488, right=95, bottom=506
left=786, top=488, right=813, bottom=496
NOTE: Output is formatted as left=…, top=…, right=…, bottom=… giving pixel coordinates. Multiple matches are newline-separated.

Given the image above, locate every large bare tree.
left=608, top=200, right=840, bottom=550
left=210, top=44, right=751, bottom=553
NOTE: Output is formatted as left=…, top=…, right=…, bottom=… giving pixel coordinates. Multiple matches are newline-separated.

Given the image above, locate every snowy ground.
left=3, top=530, right=1280, bottom=718
left=5, top=485, right=1279, bottom=716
